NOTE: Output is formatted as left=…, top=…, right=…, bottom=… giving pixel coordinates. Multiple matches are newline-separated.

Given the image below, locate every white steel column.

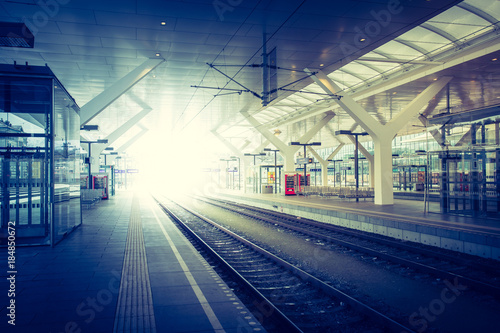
left=241, top=110, right=335, bottom=193
left=80, top=58, right=164, bottom=125
left=253, top=139, right=270, bottom=154
left=298, top=112, right=336, bottom=143
left=308, top=69, right=452, bottom=205
left=211, top=130, right=249, bottom=192
left=347, top=135, right=374, bottom=187
left=240, top=110, right=294, bottom=174
left=90, top=108, right=153, bottom=173
left=307, top=147, right=329, bottom=186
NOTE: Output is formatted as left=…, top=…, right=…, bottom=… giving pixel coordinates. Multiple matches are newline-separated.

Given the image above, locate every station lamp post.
left=264, top=148, right=279, bottom=193
left=81, top=139, right=108, bottom=189
left=102, top=147, right=114, bottom=166
left=230, top=156, right=241, bottom=190
left=351, top=156, right=367, bottom=187
left=328, top=159, right=343, bottom=187
left=334, top=130, right=368, bottom=202
left=244, top=152, right=266, bottom=193
left=289, top=142, right=321, bottom=190
left=220, top=158, right=235, bottom=189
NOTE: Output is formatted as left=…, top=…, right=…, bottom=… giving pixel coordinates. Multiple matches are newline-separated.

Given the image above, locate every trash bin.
left=262, top=185, right=273, bottom=194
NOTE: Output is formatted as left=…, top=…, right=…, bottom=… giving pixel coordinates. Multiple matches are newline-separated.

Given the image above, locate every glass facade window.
left=0, top=64, right=81, bottom=246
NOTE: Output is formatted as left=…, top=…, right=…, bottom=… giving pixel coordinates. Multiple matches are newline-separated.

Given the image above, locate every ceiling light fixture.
left=0, top=22, right=34, bottom=48
left=155, top=53, right=161, bottom=57
left=160, top=21, right=166, bottom=26
left=359, top=38, right=366, bottom=42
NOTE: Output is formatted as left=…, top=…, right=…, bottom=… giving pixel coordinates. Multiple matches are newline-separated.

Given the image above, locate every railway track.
left=154, top=194, right=415, bottom=333
left=198, top=195, right=500, bottom=299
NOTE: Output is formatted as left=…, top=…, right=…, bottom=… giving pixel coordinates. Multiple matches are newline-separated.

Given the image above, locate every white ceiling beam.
left=353, top=36, right=500, bottom=101
left=80, top=57, right=164, bottom=125
left=116, top=129, right=148, bottom=154
left=357, top=57, right=444, bottom=66
left=11, top=113, right=44, bottom=128
left=211, top=130, right=245, bottom=158
left=105, top=107, right=153, bottom=145
left=297, top=111, right=336, bottom=144
left=326, top=143, right=345, bottom=161
left=279, top=35, right=500, bottom=129
left=306, top=69, right=383, bottom=137
left=347, top=135, right=373, bottom=163
left=386, top=76, right=453, bottom=135
left=457, top=3, right=498, bottom=25
left=253, top=139, right=270, bottom=154
left=90, top=107, right=153, bottom=168
left=455, top=128, right=471, bottom=147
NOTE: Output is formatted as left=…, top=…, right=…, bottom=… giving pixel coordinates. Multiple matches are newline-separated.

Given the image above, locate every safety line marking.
left=113, top=196, right=156, bottom=333
left=151, top=205, right=226, bottom=333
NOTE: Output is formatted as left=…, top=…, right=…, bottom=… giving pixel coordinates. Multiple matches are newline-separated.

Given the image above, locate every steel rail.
left=154, top=196, right=303, bottom=333
left=159, top=195, right=416, bottom=333
left=201, top=196, right=500, bottom=299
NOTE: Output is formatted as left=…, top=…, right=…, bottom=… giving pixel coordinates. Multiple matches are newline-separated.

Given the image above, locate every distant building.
left=0, top=118, right=27, bottom=147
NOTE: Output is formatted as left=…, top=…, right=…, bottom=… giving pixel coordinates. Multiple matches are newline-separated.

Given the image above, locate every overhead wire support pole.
left=279, top=88, right=341, bottom=99
left=262, top=32, right=269, bottom=106
left=190, top=85, right=247, bottom=96
left=207, top=63, right=262, bottom=99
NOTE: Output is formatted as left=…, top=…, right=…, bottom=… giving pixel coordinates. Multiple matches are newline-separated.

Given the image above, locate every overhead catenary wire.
left=180, top=0, right=308, bottom=133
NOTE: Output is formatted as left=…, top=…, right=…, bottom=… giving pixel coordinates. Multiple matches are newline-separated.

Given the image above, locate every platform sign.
left=296, top=158, right=313, bottom=164
left=340, top=167, right=351, bottom=170
left=115, top=169, right=125, bottom=173
left=127, top=169, right=139, bottom=173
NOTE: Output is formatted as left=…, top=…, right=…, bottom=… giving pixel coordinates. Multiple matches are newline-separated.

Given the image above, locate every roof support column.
left=241, top=111, right=296, bottom=193
left=307, top=147, right=329, bottom=186
left=347, top=135, right=374, bottom=187
left=211, top=130, right=249, bottom=192
left=90, top=107, right=153, bottom=173
left=80, top=58, right=164, bottom=125
left=240, top=110, right=293, bottom=171
left=241, top=110, right=335, bottom=193
left=308, top=69, right=452, bottom=204
left=106, top=128, right=148, bottom=166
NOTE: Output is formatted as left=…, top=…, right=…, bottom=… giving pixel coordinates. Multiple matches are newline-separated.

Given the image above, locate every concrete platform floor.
left=0, top=190, right=266, bottom=333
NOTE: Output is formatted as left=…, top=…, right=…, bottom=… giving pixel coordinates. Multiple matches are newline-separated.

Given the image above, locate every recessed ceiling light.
left=155, top=53, right=161, bottom=57
left=320, top=64, right=324, bottom=67
left=360, top=38, right=366, bottom=42
left=161, top=21, right=166, bottom=26
left=492, top=58, right=498, bottom=61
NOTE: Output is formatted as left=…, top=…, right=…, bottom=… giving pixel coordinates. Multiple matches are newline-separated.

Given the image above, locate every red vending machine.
left=296, top=173, right=310, bottom=194
left=285, top=174, right=296, bottom=195
left=93, top=174, right=109, bottom=199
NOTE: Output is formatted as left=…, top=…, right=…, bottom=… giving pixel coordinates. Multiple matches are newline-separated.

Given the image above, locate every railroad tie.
left=113, top=196, right=156, bottom=333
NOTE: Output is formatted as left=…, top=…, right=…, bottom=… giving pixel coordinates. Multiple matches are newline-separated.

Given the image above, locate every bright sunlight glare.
left=128, top=129, right=227, bottom=194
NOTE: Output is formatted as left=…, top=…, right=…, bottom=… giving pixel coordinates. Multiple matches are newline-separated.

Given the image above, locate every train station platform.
left=216, top=190, right=500, bottom=262
left=0, top=190, right=266, bottom=333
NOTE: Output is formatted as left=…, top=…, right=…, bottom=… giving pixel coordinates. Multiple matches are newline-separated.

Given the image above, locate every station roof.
left=1, top=0, right=499, bottom=156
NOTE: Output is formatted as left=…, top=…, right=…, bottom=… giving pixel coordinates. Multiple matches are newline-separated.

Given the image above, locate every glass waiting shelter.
left=0, top=63, right=81, bottom=246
